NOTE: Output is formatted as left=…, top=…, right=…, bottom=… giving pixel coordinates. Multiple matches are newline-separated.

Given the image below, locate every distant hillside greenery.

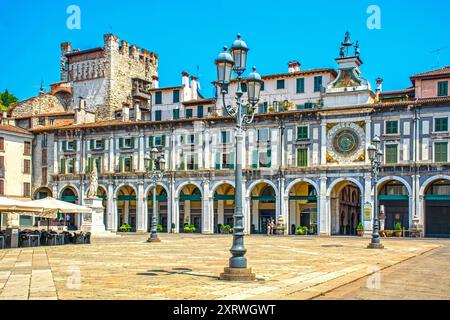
left=0, top=89, right=18, bottom=111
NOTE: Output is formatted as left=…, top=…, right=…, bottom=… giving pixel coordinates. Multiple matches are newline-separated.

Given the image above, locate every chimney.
left=79, top=97, right=86, bottom=111
left=292, top=61, right=301, bottom=72
left=182, top=71, right=190, bottom=87
left=190, top=76, right=198, bottom=100
left=122, top=105, right=130, bottom=122
left=288, top=62, right=294, bottom=73
left=1, top=111, right=8, bottom=125
left=61, top=42, right=72, bottom=55
left=152, top=76, right=159, bottom=89
left=375, top=78, right=383, bottom=101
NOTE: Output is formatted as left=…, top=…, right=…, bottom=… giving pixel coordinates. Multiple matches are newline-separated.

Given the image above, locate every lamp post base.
left=220, top=268, right=256, bottom=282
left=147, top=237, right=161, bottom=243
left=367, top=243, right=384, bottom=249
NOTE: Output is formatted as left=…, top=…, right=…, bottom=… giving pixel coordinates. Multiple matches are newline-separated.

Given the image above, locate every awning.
left=24, top=197, right=92, bottom=215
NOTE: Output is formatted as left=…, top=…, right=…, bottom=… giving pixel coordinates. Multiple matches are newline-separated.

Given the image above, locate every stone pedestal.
left=81, top=197, right=107, bottom=234
left=367, top=243, right=385, bottom=249
left=220, top=268, right=256, bottom=282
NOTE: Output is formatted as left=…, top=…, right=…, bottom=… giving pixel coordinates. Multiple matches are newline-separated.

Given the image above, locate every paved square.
left=0, top=234, right=447, bottom=300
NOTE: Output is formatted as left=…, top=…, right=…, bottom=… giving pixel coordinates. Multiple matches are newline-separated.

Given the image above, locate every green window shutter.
left=261, top=81, right=265, bottom=91
left=277, top=80, right=285, bottom=89
left=385, top=145, right=398, bottom=164
left=198, top=106, right=204, bottom=118
left=229, top=152, right=235, bottom=170
left=161, top=135, right=166, bottom=147
left=173, top=109, right=180, bottom=120
left=60, top=159, right=66, bottom=174
left=89, top=158, right=94, bottom=172
left=386, top=121, right=399, bottom=134
left=215, top=153, right=221, bottom=170
left=435, top=142, right=448, bottom=163
left=438, top=81, right=449, bottom=97
left=436, top=118, right=448, bottom=132
left=155, top=92, right=162, bottom=104
left=267, top=149, right=272, bottom=168
left=119, top=157, right=123, bottom=173
left=221, top=131, right=227, bottom=143
left=148, top=136, right=154, bottom=147
left=297, top=148, right=308, bottom=167
left=102, top=139, right=106, bottom=149
left=155, top=110, right=162, bottom=121
left=173, top=90, right=180, bottom=103
left=296, top=78, right=305, bottom=93
left=90, top=140, right=94, bottom=150
left=297, top=126, right=308, bottom=140
left=186, top=109, right=193, bottom=118
left=119, top=138, right=124, bottom=149
left=62, top=141, right=67, bottom=152
left=252, top=150, right=258, bottom=169
left=131, top=138, right=136, bottom=149
left=314, top=76, right=322, bottom=92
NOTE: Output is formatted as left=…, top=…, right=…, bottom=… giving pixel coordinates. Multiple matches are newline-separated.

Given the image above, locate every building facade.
left=9, top=33, right=450, bottom=237
left=0, top=119, right=34, bottom=227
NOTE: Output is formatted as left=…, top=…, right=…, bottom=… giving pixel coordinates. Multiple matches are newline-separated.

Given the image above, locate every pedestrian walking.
left=267, top=220, right=271, bottom=236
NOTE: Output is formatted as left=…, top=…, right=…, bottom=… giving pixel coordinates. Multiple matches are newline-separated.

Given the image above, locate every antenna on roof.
left=430, top=47, right=447, bottom=69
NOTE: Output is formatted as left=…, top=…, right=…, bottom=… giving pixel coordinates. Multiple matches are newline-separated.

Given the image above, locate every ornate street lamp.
left=145, top=148, right=165, bottom=243
left=215, top=34, right=262, bottom=281
left=367, top=136, right=384, bottom=249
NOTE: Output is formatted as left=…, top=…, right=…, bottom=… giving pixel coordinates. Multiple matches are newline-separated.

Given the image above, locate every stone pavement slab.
left=0, top=234, right=447, bottom=300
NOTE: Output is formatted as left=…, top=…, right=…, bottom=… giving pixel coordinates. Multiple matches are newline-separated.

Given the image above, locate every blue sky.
left=1, top=0, right=449, bottom=100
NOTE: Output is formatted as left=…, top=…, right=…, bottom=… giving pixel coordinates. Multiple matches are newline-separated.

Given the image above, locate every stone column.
left=218, top=200, right=225, bottom=225
left=136, top=182, right=145, bottom=232
left=173, top=197, right=180, bottom=233
left=318, top=176, right=328, bottom=235
left=166, top=184, right=172, bottom=234
left=320, top=122, right=327, bottom=165
left=109, top=136, right=115, bottom=173
left=245, top=197, right=251, bottom=235
left=364, top=173, right=373, bottom=234
left=53, top=140, right=59, bottom=174
left=251, top=199, right=259, bottom=233
left=107, top=182, right=114, bottom=231
left=202, top=180, right=212, bottom=234
left=138, top=134, right=145, bottom=172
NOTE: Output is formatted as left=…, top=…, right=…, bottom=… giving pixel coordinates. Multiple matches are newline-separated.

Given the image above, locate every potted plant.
left=157, top=225, right=163, bottom=232
left=183, top=224, right=196, bottom=233
left=296, top=226, right=308, bottom=235
left=394, top=223, right=402, bottom=237
left=357, top=223, right=364, bottom=237
left=119, top=224, right=132, bottom=233
left=220, top=225, right=232, bottom=234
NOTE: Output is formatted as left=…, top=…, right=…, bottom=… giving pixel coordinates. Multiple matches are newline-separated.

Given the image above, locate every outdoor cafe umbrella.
left=0, top=197, right=48, bottom=229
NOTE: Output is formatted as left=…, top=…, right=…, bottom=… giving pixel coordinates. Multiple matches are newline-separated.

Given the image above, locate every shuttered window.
left=154, top=92, right=162, bottom=104
left=385, top=145, right=398, bottom=164
left=314, top=76, right=322, bottom=92
left=297, top=148, right=308, bottom=167
left=435, top=117, right=448, bottom=132
left=173, top=90, right=180, bottom=103
left=435, top=142, right=448, bottom=163
left=173, top=109, right=180, bottom=120
left=155, top=110, right=162, bottom=121
left=438, top=81, right=449, bottom=97
left=297, top=126, right=308, bottom=140
left=386, top=120, right=399, bottom=134
left=276, top=80, right=285, bottom=89
left=296, top=78, right=305, bottom=93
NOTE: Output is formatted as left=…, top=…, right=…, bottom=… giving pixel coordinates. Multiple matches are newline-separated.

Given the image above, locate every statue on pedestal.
left=87, top=165, right=98, bottom=199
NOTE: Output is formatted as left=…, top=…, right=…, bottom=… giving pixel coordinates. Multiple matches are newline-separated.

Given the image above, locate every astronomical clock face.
left=327, top=122, right=366, bottom=163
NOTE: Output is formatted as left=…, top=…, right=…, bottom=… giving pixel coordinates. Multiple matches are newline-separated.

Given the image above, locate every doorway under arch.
left=213, top=183, right=235, bottom=234
left=117, top=185, right=137, bottom=232
left=288, top=182, right=318, bottom=235
left=250, top=182, right=276, bottom=234
left=330, top=181, right=362, bottom=236
left=378, top=180, right=409, bottom=231
left=60, top=186, right=79, bottom=228
left=179, top=184, right=202, bottom=233
left=147, top=186, right=168, bottom=233
left=424, top=179, right=450, bottom=238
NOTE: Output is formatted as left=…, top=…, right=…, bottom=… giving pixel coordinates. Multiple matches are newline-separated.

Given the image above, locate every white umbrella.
left=0, top=197, right=45, bottom=213
left=24, top=197, right=92, bottom=215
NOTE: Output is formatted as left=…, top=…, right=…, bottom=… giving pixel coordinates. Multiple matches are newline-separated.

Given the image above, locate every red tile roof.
left=411, top=66, right=450, bottom=79
left=0, top=124, right=32, bottom=135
